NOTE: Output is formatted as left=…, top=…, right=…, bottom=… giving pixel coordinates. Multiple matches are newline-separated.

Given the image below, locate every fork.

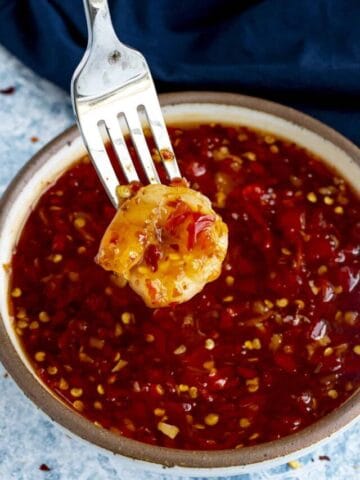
left=71, top=0, right=181, bottom=208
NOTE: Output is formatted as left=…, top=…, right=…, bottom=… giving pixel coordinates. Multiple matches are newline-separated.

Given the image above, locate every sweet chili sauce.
left=10, top=124, right=360, bottom=450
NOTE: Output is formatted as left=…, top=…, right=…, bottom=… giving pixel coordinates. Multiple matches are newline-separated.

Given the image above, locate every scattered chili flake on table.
left=30, top=136, right=39, bottom=143
left=0, top=86, right=15, bottom=95
left=10, top=123, right=360, bottom=450
left=39, top=464, right=51, bottom=471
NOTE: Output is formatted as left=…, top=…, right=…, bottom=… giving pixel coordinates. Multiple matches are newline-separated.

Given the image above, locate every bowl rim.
left=0, top=91, right=359, bottom=470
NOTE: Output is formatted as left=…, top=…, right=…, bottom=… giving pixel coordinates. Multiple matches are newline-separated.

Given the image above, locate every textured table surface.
left=0, top=45, right=359, bottom=480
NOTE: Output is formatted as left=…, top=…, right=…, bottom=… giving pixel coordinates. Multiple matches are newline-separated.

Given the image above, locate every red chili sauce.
left=10, top=124, right=360, bottom=450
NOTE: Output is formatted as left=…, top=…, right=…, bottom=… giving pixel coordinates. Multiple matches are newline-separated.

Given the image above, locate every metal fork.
left=71, top=0, right=181, bottom=208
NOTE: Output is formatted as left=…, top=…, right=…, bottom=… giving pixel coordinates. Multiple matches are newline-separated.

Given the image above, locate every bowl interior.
left=0, top=98, right=359, bottom=474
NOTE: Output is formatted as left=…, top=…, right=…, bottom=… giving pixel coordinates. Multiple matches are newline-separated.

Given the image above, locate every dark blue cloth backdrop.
left=0, top=0, right=359, bottom=145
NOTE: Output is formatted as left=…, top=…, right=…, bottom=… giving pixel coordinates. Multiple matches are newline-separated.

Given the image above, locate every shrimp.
left=96, top=184, right=228, bottom=307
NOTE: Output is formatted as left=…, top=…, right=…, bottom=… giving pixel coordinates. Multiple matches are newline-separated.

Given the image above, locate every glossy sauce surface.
left=10, top=124, right=360, bottom=449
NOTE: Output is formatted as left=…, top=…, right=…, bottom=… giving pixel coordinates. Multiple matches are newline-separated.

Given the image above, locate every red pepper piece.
left=187, top=213, right=215, bottom=250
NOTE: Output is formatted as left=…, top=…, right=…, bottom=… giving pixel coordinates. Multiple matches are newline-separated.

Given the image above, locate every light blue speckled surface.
left=0, top=45, right=359, bottom=480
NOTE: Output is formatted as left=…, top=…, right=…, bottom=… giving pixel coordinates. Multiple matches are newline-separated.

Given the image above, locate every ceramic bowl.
left=0, top=92, right=359, bottom=477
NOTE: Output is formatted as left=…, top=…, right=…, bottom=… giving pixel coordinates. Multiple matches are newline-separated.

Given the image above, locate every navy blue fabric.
left=0, top=0, right=359, bottom=145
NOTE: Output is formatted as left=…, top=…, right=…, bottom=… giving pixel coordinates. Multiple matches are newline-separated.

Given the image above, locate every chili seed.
left=89, top=337, right=105, bottom=349
left=246, top=377, right=259, bottom=393
left=264, top=299, right=274, bottom=309
left=156, top=384, right=165, bottom=395
left=74, top=217, right=86, bottom=228
left=328, top=389, right=338, bottom=399
left=345, top=382, right=354, bottom=391
left=223, top=295, right=234, bottom=303
left=145, top=333, right=155, bottom=342
left=178, top=384, right=189, bottom=393
left=115, top=323, right=123, bottom=337
left=151, top=149, right=161, bottom=163
left=121, top=312, right=134, bottom=325
left=269, top=333, right=283, bottom=351
left=353, top=345, right=360, bottom=355
left=309, top=280, right=319, bottom=295
left=204, top=413, right=219, bottom=426
left=116, top=185, right=132, bottom=199
left=276, top=298, right=288, bottom=308
left=225, top=275, right=234, bottom=286
left=239, top=418, right=251, bottom=428
left=334, top=206, right=344, bottom=214
left=193, top=423, right=205, bottom=430
left=243, top=152, right=256, bottom=161
left=205, top=338, right=215, bottom=350
left=344, top=311, right=357, bottom=325
left=324, top=196, right=334, bottom=205
left=47, top=366, right=58, bottom=375
left=94, top=401, right=103, bottom=410
left=29, top=321, right=39, bottom=330
left=288, top=460, right=302, bottom=469
left=154, top=408, right=166, bottom=417
left=73, top=400, right=84, bottom=412
left=215, top=191, right=226, bottom=208
left=244, top=338, right=262, bottom=350
left=11, top=287, right=22, bottom=297
left=70, top=388, right=83, bottom=398
left=318, top=265, right=328, bottom=275
left=294, top=299, right=305, bottom=309
left=16, top=308, right=27, bottom=319
left=97, top=384, right=105, bottom=395
left=157, top=421, right=179, bottom=439
left=17, top=320, right=28, bottom=329
left=124, top=418, right=136, bottom=432
left=52, top=254, right=63, bottom=263
left=112, top=359, right=128, bottom=372
left=34, top=351, right=46, bottom=362
left=133, top=381, right=141, bottom=392
left=38, top=311, right=50, bottom=322
left=203, top=360, right=215, bottom=370
left=307, top=192, right=317, bottom=203
left=189, top=386, right=198, bottom=398
left=290, top=175, right=302, bottom=187
left=79, top=352, right=94, bottom=363
left=174, top=344, right=186, bottom=355
left=264, top=135, right=276, bottom=144
left=59, top=378, right=69, bottom=390
left=186, top=414, right=193, bottom=424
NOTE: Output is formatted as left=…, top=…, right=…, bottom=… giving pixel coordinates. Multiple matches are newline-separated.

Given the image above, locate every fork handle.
left=83, top=0, right=117, bottom=45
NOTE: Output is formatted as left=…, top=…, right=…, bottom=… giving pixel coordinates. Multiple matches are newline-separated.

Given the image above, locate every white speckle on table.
left=0, top=44, right=359, bottom=480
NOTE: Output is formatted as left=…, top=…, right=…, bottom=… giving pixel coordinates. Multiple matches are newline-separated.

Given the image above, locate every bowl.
left=0, top=92, right=359, bottom=477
